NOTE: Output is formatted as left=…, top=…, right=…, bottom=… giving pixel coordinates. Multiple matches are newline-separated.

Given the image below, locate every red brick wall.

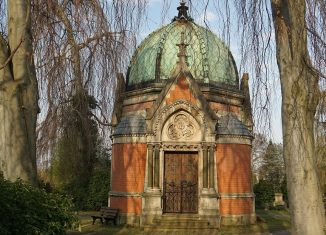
left=216, top=144, right=252, bottom=193
left=220, top=198, right=253, bottom=215
left=216, top=144, right=253, bottom=215
left=166, top=77, right=196, bottom=105
left=110, top=143, right=147, bottom=214
left=209, top=102, right=241, bottom=114
left=122, top=101, right=153, bottom=113
left=110, top=197, right=142, bottom=214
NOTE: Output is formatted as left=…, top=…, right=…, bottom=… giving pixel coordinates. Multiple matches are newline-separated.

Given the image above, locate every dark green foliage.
left=0, top=175, right=77, bottom=235
left=86, top=167, right=110, bottom=210
left=50, top=91, right=100, bottom=210
left=280, top=179, right=288, bottom=205
left=254, top=141, right=287, bottom=209
left=259, top=141, right=284, bottom=192
left=84, top=145, right=111, bottom=210
left=254, top=180, right=275, bottom=209
left=48, top=91, right=112, bottom=210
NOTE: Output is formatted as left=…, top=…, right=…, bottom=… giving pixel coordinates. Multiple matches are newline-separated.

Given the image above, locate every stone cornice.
left=200, top=85, right=244, bottom=99
left=112, top=134, right=252, bottom=145
left=109, top=191, right=142, bottom=197
left=216, top=135, right=252, bottom=145
left=112, top=135, right=147, bottom=144
left=161, top=143, right=201, bottom=151
left=219, top=193, right=254, bottom=198
left=124, top=84, right=164, bottom=97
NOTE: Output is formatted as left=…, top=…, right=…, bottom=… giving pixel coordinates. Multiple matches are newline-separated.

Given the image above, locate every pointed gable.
left=165, top=76, right=196, bottom=105
left=146, top=71, right=217, bottom=122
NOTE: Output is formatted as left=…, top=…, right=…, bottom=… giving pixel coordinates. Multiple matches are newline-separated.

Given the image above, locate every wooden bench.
left=91, top=207, right=119, bottom=225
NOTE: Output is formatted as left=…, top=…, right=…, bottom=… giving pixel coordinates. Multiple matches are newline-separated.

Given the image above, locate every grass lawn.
left=219, top=209, right=291, bottom=235
left=67, top=209, right=291, bottom=235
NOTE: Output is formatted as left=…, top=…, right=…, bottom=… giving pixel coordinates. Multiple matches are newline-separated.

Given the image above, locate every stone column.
left=209, top=145, right=215, bottom=188
left=147, top=144, right=153, bottom=188
left=199, top=143, right=219, bottom=226
left=142, top=144, right=162, bottom=225
left=203, top=145, right=208, bottom=188
left=153, top=145, right=160, bottom=188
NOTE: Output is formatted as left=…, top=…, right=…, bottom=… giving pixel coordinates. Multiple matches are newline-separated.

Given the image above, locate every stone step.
left=153, top=217, right=207, bottom=223
left=144, top=214, right=219, bottom=231
left=144, top=224, right=218, bottom=230
left=152, top=219, right=211, bottom=227
left=143, top=228, right=220, bottom=235
left=143, top=227, right=219, bottom=234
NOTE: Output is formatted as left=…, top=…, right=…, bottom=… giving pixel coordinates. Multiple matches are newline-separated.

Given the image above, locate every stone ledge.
left=219, top=192, right=254, bottom=198
left=220, top=213, right=256, bottom=226
left=118, top=213, right=141, bottom=226
left=109, top=191, right=142, bottom=197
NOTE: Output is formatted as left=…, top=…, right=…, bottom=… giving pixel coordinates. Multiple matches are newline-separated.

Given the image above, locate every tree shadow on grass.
left=219, top=209, right=291, bottom=235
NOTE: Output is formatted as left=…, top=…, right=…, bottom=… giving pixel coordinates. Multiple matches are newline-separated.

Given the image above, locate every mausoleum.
left=110, top=2, right=256, bottom=228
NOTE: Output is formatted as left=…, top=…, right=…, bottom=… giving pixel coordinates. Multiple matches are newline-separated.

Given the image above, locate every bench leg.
left=92, top=218, right=96, bottom=225
left=100, top=218, right=104, bottom=224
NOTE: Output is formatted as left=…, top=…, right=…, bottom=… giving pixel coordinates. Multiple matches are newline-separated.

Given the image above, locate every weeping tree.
left=270, top=1, right=325, bottom=234
left=50, top=92, right=99, bottom=208
left=32, top=0, right=146, bottom=168
left=32, top=0, right=147, bottom=207
left=0, top=0, right=38, bottom=184
left=233, top=0, right=326, bottom=233
left=234, top=1, right=326, bottom=233
left=0, top=0, right=147, bottom=184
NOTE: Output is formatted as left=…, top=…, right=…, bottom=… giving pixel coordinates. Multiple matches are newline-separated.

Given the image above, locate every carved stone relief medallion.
left=162, top=111, right=201, bottom=141
left=168, top=114, right=195, bottom=140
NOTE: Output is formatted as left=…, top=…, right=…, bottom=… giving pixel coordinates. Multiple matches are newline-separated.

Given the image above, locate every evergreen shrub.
left=254, top=180, right=275, bottom=209
left=0, top=175, right=77, bottom=235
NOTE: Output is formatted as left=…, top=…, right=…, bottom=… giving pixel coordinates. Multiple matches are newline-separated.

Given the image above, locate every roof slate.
left=114, top=115, right=146, bottom=135
left=217, top=113, right=251, bottom=137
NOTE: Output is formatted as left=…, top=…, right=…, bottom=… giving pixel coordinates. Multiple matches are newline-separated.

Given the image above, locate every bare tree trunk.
left=271, top=0, right=325, bottom=234
left=0, top=0, right=38, bottom=184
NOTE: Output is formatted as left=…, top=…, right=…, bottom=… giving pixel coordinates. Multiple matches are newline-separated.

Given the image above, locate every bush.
left=254, top=180, right=275, bottom=209
left=85, top=168, right=110, bottom=210
left=0, top=175, right=77, bottom=235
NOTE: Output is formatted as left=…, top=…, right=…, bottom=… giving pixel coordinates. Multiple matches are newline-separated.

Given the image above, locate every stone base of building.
left=198, top=188, right=220, bottom=226
left=220, top=213, right=256, bottom=226
left=141, top=189, right=163, bottom=225
left=118, top=213, right=141, bottom=226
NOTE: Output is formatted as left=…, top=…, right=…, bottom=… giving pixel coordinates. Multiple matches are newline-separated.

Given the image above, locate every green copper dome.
left=126, top=6, right=239, bottom=88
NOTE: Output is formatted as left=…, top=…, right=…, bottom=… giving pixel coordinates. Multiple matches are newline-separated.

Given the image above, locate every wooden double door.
left=163, top=152, right=198, bottom=213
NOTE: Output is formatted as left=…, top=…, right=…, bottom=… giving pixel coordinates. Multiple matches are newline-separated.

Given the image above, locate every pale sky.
left=136, top=0, right=283, bottom=143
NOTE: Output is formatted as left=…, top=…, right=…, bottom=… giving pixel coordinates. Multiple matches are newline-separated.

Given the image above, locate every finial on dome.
left=173, top=0, right=192, bottom=22
left=176, top=32, right=189, bottom=70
